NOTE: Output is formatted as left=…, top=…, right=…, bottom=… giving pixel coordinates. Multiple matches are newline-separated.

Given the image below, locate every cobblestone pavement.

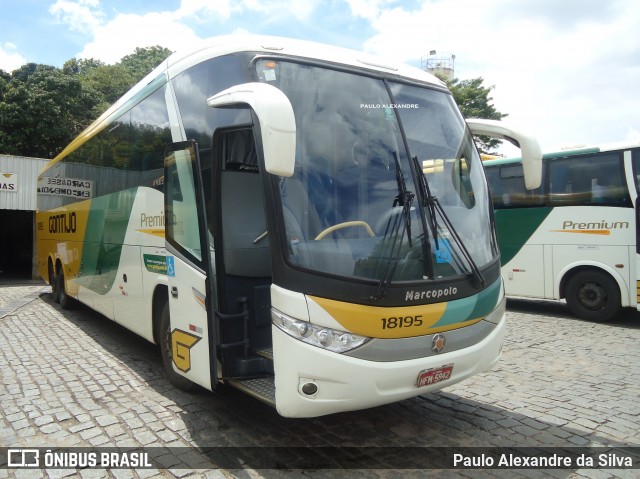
left=0, top=282, right=639, bottom=478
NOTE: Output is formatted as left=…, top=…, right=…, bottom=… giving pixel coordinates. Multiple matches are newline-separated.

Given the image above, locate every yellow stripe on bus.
left=309, top=295, right=448, bottom=339
left=136, top=228, right=165, bottom=238
left=550, top=229, right=610, bottom=235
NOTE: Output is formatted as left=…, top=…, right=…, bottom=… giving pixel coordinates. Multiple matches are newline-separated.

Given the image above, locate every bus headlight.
left=272, top=308, right=370, bottom=353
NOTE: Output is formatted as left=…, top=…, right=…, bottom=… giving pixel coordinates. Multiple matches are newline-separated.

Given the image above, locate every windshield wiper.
left=411, top=155, right=486, bottom=289
left=393, top=151, right=414, bottom=248
left=372, top=152, right=414, bottom=301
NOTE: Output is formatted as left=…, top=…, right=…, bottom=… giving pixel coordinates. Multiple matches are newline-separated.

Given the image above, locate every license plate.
left=416, top=364, right=453, bottom=387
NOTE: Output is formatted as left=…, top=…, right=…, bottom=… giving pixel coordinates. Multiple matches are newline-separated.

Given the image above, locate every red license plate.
left=416, top=364, right=453, bottom=387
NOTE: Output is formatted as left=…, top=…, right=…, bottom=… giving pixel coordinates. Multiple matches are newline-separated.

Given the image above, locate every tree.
left=437, top=75, right=507, bottom=155
left=0, top=46, right=172, bottom=158
left=0, top=64, right=96, bottom=157
left=62, top=58, right=105, bottom=76
left=120, top=46, right=173, bottom=82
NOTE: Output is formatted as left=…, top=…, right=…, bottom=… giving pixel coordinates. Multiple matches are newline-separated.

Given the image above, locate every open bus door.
left=163, top=141, right=218, bottom=391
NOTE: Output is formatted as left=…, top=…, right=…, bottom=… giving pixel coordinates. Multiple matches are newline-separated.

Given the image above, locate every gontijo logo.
left=552, top=220, right=629, bottom=235
left=48, top=212, right=77, bottom=234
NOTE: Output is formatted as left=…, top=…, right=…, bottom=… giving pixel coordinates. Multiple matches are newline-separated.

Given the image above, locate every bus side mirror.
left=467, top=119, right=542, bottom=189
left=207, top=82, right=296, bottom=177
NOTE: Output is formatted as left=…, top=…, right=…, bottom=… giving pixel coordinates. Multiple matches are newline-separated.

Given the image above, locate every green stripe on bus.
left=78, top=188, right=138, bottom=295
left=432, top=278, right=501, bottom=328
left=495, top=207, right=553, bottom=265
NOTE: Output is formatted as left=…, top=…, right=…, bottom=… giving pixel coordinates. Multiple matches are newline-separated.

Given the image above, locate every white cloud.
left=625, top=127, right=640, bottom=143
left=49, top=0, right=104, bottom=34
left=345, top=0, right=396, bottom=21
left=174, top=0, right=237, bottom=20
left=62, top=0, right=325, bottom=63
left=0, top=42, right=26, bottom=72
left=353, top=0, right=640, bottom=151
left=78, top=11, right=200, bottom=63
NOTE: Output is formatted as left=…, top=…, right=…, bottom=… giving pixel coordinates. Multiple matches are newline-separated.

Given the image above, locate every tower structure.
left=421, top=50, right=455, bottom=81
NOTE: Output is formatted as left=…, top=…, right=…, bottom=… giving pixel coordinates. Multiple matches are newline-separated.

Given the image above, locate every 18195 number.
left=380, top=315, right=423, bottom=330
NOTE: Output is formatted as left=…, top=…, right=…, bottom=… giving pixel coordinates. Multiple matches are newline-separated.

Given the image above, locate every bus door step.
left=227, top=377, right=275, bottom=406
left=254, top=348, right=273, bottom=360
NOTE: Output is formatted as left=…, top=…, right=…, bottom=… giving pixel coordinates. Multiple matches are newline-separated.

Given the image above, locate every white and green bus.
left=484, top=142, right=640, bottom=322
left=37, top=35, right=541, bottom=417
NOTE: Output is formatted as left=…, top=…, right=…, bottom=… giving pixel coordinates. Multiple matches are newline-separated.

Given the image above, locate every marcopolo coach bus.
left=484, top=142, right=640, bottom=322
left=37, top=35, right=541, bottom=417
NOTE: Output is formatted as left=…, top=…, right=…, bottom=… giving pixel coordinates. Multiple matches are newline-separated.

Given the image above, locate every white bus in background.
left=484, top=142, right=640, bottom=322
left=37, top=35, right=541, bottom=417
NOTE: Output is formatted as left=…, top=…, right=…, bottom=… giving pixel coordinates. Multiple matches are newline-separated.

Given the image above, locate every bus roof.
left=163, top=34, right=443, bottom=85
left=45, top=35, right=444, bottom=172
left=483, top=141, right=640, bottom=167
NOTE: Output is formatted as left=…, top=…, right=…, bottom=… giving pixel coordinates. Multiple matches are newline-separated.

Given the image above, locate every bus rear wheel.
left=56, top=267, right=74, bottom=310
left=159, top=302, right=195, bottom=391
left=49, top=261, right=59, bottom=303
left=565, top=270, right=621, bottom=322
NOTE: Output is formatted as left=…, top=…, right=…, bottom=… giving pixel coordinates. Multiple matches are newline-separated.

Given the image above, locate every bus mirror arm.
left=466, top=119, right=543, bottom=190
left=207, top=83, right=296, bottom=177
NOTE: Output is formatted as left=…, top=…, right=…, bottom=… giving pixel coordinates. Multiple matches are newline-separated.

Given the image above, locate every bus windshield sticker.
left=435, top=238, right=453, bottom=264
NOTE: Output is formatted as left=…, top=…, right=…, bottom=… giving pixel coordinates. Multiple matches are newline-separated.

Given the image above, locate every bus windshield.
left=257, top=60, right=496, bottom=284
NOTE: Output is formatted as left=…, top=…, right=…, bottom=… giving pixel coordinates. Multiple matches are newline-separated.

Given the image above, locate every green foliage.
left=0, top=46, right=172, bottom=158
left=0, top=64, right=90, bottom=157
left=437, top=74, right=507, bottom=155
left=120, top=46, right=173, bottom=81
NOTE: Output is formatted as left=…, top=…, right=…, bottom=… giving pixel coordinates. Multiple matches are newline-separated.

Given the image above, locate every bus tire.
left=56, top=267, right=74, bottom=310
left=159, top=302, right=195, bottom=391
left=49, top=261, right=59, bottom=303
left=565, top=269, right=621, bottom=322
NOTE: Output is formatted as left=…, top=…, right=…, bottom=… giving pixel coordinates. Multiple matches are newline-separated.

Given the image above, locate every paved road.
left=0, top=281, right=639, bottom=478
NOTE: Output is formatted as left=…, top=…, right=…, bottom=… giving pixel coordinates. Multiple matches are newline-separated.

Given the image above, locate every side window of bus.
left=487, top=163, right=544, bottom=208
left=59, top=85, right=171, bottom=202
left=632, top=149, right=640, bottom=195
left=172, top=54, right=250, bottom=149
left=548, top=153, right=630, bottom=206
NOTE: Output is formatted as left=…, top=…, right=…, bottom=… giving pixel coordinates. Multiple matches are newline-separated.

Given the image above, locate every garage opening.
left=0, top=210, right=34, bottom=280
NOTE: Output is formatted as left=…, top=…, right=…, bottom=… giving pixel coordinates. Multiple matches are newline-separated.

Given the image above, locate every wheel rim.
left=577, top=281, right=607, bottom=310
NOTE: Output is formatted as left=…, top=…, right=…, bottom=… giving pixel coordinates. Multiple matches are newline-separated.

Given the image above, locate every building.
left=0, top=155, right=49, bottom=279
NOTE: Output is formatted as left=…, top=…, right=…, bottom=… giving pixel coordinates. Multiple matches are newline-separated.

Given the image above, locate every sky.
left=1, top=0, right=639, bottom=155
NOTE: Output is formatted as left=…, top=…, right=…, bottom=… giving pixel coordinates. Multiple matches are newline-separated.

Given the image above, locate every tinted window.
left=487, top=152, right=630, bottom=209
left=485, top=163, right=545, bottom=208
left=548, top=152, right=630, bottom=206
left=38, top=85, right=171, bottom=210
left=172, top=54, right=250, bottom=148
left=631, top=149, right=640, bottom=195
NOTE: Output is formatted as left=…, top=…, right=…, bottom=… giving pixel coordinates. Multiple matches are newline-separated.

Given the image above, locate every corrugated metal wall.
left=0, top=155, right=50, bottom=211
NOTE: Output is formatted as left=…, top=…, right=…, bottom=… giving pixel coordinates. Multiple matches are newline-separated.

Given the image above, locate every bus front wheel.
left=159, top=302, right=195, bottom=391
left=565, top=270, right=621, bottom=322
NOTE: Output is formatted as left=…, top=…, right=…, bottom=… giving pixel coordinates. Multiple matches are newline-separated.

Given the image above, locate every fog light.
left=301, top=382, right=318, bottom=396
